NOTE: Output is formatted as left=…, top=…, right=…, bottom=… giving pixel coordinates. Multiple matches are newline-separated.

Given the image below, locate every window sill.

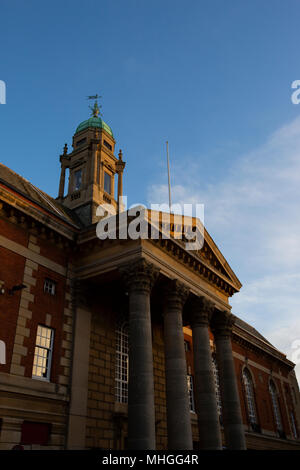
left=0, top=371, right=68, bottom=400
left=32, top=375, right=50, bottom=383
left=114, top=402, right=128, bottom=416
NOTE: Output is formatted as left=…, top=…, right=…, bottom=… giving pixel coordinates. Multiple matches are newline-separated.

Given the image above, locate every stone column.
left=58, top=145, right=69, bottom=199
left=190, top=296, right=222, bottom=450
left=90, top=141, right=99, bottom=187
left=67, top=282, right=92, bottom=449
left=58, top=165, right=66, bottom=199
left=121, top=259, right=159, bottom=450
left=116, top=150, right=126, bottom=213
left=163, top=280, right=193, bottom=449
left=211, top=310, right=246, bottom=450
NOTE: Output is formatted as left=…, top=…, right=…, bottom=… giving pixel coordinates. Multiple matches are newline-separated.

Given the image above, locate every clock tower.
left=57, top=98, right=126, bottom=225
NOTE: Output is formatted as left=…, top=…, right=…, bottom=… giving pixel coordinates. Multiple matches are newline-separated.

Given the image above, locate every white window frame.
left=212, top=355, right=222, bottom=418
left=44, top=278, right=56, bottom=296
left=290, top=410, right=298, bottom=439
left=115, top=321, right=129, bottom=404
left=187, top=374, right=195, bottom=412
left=243, top=368, right=257, bottom=425
left=269, top=380, right=283, bottom=432
left=74, top=168, right=82, bottom=191
left=0, top=340, right=6, bottom=365
left=104, top=171, right=112, bottom=195
left=32, top=325, right=55, bottom=381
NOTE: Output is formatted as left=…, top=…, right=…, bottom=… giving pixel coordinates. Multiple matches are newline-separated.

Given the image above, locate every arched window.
left=290, top=411, right=298, bottom=439
left=285, top=385, right=298, bottom=439
left=212, top=355, right=222, bottom=419
left=242, top=368, right=257, bottom=425
left=269, top=379, right=283, bottom=432
left=115, top=321, right=129, bottom=404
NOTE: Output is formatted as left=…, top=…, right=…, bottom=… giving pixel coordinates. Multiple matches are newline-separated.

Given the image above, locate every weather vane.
left=87, top=94, right=102, bottom=117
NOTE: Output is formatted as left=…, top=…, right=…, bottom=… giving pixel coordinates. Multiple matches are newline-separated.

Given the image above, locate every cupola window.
left=76, top=137, right=86, bottom=148
left=104, top=171, right=111, bottom=194
left=74, top=169, right=82, bottom=191
left=103, top=140, right=112, bottom=151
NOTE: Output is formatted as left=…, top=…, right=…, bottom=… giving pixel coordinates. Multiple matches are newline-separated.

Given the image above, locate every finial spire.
left=87, top=94, right=102, bottom=117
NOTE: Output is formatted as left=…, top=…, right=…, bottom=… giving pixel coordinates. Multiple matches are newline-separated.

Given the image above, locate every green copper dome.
left=75, top=116, right=113, bottom=137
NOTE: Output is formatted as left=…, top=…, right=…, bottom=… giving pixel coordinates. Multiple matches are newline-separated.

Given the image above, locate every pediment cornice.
left=232, top=325, right=294, bottom=369
left=76, top=221, right=241, bottom=297
left=0, top=187, right=77, bottom=244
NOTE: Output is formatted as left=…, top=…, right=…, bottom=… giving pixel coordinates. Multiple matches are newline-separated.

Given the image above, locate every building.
left=0, top=102, right=300, bottom=450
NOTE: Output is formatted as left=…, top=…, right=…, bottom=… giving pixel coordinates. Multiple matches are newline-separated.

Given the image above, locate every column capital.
left=120, top=258, right=159, bottom=294
left=190, top=296, right=215, bottom=327
left=116, top=159, right=126, bottom=174
left=211, top=309, right=235, bottom=338
left=163, top=279, right=189, bottom=311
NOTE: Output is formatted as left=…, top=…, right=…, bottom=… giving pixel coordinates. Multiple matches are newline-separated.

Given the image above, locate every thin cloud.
left=147, top=115, right=300, bottom=380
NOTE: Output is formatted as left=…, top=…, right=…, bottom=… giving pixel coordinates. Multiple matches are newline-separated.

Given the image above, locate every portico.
left=67, top=212, right=246, bottom=450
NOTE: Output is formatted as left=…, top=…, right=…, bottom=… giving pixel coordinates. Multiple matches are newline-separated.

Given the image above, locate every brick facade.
left=1, top=206, right=300, bottom=449
left=1, top=115, right=300, bottom=450
left=0, top=211, right=71, bottom=449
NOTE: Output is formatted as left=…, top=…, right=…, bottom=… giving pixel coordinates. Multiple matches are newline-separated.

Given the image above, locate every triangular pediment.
left=86, top=206, right=242, bottom=295
left=199, top=228, right=242, bottom=290
left=138, top=208, right=242, bottom=293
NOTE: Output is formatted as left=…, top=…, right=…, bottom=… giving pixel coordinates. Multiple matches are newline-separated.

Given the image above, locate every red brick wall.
left=232, top=338, right=293, bottom=438
left=0, top=219, right=28, bottom=247
left=22, top=264, right=67, bottom=382
left=38, top=237, right=68, bottom=267
left=0, top=246, right=25, bottom=373
left=0, top=217, right=69, bottom=383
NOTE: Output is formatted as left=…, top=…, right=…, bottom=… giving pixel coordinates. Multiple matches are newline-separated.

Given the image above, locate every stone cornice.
left=75, top=224, right=239, bottom=298
left=232, top=324, right=295, bottom=369
left=0, top=195, right=76, bottom=248
left=73, top=126, right=116, bottom=145
left=151, top=237, right=239, bottom=297
left=99, top=144, right=118, bottom=162
left=0, top=187, right=78, bottom=236
left=0, top=182, right=80, bottom=231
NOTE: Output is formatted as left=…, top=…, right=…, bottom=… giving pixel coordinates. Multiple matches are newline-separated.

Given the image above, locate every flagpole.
left=166, top=141, right=172, bottom=212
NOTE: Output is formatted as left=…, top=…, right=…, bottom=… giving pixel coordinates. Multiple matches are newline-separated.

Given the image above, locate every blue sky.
left=1, top=1, right=300, bottom=375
